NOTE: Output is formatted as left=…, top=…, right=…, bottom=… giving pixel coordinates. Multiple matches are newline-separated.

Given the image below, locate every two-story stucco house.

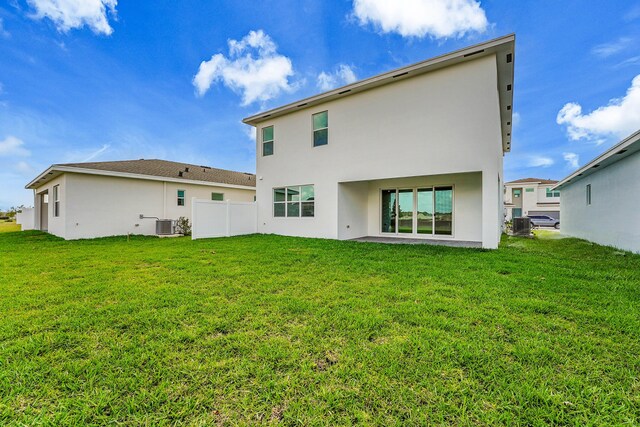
left=504, top=178, right=560, bottom=221
left=244, top=35, right=515, bottom=249
left=25, top=159, right=256, bottom=240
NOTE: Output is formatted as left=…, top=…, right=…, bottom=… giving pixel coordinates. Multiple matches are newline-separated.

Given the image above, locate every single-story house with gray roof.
left=553, top=129, right=640, bottom=254
left=25, top=159, right=256, bottom=239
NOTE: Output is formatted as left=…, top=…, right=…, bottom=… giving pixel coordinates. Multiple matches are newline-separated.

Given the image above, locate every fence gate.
left=191, top=199, right=257, bottom=240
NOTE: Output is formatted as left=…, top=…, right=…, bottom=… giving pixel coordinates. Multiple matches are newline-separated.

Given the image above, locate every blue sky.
left=1, top=0, right=639, bottom=209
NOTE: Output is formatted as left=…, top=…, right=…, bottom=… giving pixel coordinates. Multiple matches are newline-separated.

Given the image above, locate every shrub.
left=175, top=217, right=192, bottom=236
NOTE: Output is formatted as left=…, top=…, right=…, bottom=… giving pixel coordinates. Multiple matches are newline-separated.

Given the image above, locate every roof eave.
left=26, top=165, right=256, bottom=190
left=553, top=129, right=640, bottom=190
left=243, top=34, right=515, bottom=153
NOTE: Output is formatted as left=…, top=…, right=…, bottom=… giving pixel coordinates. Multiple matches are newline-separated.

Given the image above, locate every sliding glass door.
left=398, top=189, right=414, bottom=233
left=381, top=189, right=396, bottom=233
left=434, top=187, right=453, bottom=235
left=382, top=186, right=453, bottom=236
left=417, top=188, right=433, bottom=234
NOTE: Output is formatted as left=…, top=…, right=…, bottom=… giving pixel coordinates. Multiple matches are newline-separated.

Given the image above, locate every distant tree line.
left=0, top=205, right=26, bottom=220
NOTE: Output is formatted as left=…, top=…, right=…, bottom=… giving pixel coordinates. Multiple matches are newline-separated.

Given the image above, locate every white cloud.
left=0, top=136, right=30, bottom=157
left=27, top=0, right=117, bottom=35
left=15, top=161, right=35, bottom=174
left=243, top=124, right=256, bottom=141
left=591, top=37, right=633, bottom=58
left=81, top=143, right=109, bottom=161
left=0, top=18, right=11, bottom=38
left=193, top=30, right=296, bottom=106
left=317, top=64, right=357, bottom=91
left=563, top=152, right=579, bottom=169
left=528, top=156, right=554, bottom=168
left=557, top=74, right=640, bottom=142
left=352, top=0, right=488, bottom=38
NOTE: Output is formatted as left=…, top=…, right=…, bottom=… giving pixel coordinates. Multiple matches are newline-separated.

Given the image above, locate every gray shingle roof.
left=505, top=177, right=558, bottom=185
left=58, top=159, right=256, bottom=187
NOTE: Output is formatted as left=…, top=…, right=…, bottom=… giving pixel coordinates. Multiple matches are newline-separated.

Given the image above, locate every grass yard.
left=1, top=230, right=639, bottom=425
left=0, top=221, right=20, bottom=233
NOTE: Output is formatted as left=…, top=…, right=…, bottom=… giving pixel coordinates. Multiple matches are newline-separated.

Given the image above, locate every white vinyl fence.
left=16, top=208, right=35, bottom=230
left=191, top=199, right=257, bottom=240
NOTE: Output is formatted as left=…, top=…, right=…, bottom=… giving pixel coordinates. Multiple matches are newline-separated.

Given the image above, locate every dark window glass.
left=301, top=202, right=314, bottom=217
left=312, top=111, right=328, bottom=147
left=287, top=202, right=300, bottom=217
left=274, top=203, right=285, bottom=217
left=434, top=187, right=453, bottom=235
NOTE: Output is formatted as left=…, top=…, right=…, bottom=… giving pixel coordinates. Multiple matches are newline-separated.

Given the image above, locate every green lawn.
left=0, top=221, right=20, bottom=233
left=1, top=230, right=639, bottom=425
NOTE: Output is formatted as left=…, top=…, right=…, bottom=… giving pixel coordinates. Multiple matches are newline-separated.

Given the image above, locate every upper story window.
left=586, top=184, right=591, bottom=205
left=546, top=188, right=560, bottom=198
left=513, top=189, right=521, bottom=198
left=312, top=111, right=328, bottom=147
left=53, top=185, right=60, bottom=217
left=262, top=126, right=274, bottom=156
left=273, top=185, right=315, bottom=218
left=211, top=192, right=224, bottom=201
left=177, top=190, right=185, bottom=206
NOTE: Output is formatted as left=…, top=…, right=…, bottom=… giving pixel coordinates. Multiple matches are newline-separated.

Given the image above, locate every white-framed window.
left=312, top=111, right=328, bottom=147
left=211, top=192, right=224, bottom=201
left=53, top=185, right=60, bottom=217
left=381, top=186, right=453, bottom=236
left=177, top=189, right=185, bottom=206
left=262, top=126, right=274, bottom=156
left=273, top=185, right=314, bottom=217
left=586, top=184, right=591, bottom=205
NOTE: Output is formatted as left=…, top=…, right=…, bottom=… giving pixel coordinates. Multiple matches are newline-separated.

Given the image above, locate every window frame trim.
left=261, top=125, right=274, bottom=156
left=312, top=110, right=329, bottom=147
left=273, top=184, right=315, bottom=218
left=52, top=184, right=60, bottom=217
left=380, top=185, right=455, bottom=238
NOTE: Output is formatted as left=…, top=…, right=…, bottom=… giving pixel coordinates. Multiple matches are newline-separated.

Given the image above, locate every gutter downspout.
left=163, top=181, right=167, bottom=219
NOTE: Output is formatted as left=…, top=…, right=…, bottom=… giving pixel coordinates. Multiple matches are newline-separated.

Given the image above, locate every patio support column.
left=481, top=170, right=500, bottom=249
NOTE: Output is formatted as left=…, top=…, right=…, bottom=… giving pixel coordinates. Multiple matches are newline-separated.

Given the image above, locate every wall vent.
left=506, top=53, right=513, bottom=63
left=338, top=89, right=351, bottom=95
left=392, top=72, right=408, bottom=78
left=463, top=49, right=485, bottom=57
left=617, top=149, right=627, bottom=154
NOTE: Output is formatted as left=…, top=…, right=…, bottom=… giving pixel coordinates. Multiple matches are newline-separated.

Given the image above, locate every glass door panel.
left=381, top=190, right=396, bottom=233
left=434, top=187, right=453, bottom=235
left=417, top=188, right=433, bottom=234
left=398, top=189, right=414, bottom=233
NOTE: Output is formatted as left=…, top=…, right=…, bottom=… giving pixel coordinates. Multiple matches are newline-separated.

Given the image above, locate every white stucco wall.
left=560, top=151, right=640, bottom=254
left=34, top=173, right=255, bottom=240
left=34, top=175, right=67, bottom=239
left=255, top=54, right=504, bottom=248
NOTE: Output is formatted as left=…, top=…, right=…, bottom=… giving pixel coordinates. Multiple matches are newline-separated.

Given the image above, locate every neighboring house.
left=554, top=129, right=640, bottom=254
left=244, top=35, right=515, bottom=249
left=25, top=159, right=256, bottom=239
left=504, top=178, right=560, bottom=221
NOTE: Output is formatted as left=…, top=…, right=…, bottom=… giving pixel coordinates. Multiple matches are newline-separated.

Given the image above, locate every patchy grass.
left=0, top=230, right=639, bottom=425
left=0, top=221, right=19, bottom=233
